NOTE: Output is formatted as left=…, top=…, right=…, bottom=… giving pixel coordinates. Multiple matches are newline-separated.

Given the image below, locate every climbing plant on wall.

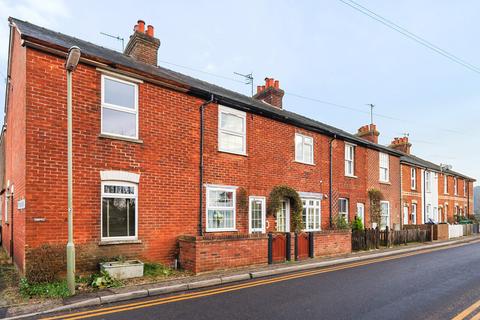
left=268, top=185, right=304, bottom=232
left=368, top=188, right=383, bottom=227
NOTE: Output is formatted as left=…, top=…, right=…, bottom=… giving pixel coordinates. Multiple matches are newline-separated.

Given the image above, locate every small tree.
left=333, top=215, right=349, bottom=230
left=368, top=188, right=383, bottom=227
left=351, top=216, right=364, bottom=230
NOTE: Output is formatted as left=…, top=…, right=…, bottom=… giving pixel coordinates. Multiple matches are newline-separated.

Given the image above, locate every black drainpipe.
left=328, top=135, right=336, bottom=228
left=467, top=180, right=470, bottom=218
left=198, top=94, right=215, bottom=236
left=9, top=191, right=14, bottom=261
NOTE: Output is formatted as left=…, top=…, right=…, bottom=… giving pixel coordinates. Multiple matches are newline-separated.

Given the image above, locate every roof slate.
left=8, top=18, right=475, bottom=181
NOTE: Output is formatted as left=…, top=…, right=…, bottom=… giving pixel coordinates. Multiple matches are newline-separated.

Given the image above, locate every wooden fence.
left=352, top=226, right=432, bottom=251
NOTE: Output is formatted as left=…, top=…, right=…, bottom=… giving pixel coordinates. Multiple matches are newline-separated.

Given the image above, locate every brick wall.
left=438, top=173, right=470, bottom=222
left=366, top=149, right=401, bottom=228
left=331, top=140, right=368, bottom=225
left=178, top=231, right=351, bottom=274
left=312, top=230, right=351, bottom=257
left=202, top=104, right=331, bottom=232
left=401, top=164, right=422, bottom=225
left=21, top=47, right=203, bottom=272
left=178, top=234, right=268, bottom=273
left=1, top=28, right=27, bottom=272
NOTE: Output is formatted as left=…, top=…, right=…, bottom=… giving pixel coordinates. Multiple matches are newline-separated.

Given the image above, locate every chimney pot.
left=356, top=123, right=380, bottom=144
left=147, top=25, right=154, bottom=37
left=137, top=20, right=145, bottom=33
left=253, top=76, right=284, bottom=108
left=124, top=19, right=161, bottom=65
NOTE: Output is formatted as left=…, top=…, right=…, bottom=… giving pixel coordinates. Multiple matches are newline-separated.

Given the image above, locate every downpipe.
left=198, top=94, right=215, bottom=236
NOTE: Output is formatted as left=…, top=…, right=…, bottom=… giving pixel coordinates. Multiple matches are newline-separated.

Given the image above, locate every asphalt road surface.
left=41, top=240, right=480, bottom=320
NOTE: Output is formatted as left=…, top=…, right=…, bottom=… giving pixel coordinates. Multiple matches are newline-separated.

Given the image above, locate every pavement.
left=4, top=235, right=480, bottom=319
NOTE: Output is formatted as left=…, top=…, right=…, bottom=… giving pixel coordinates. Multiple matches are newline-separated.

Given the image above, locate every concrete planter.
left=100, top=260, right=144, bottom=279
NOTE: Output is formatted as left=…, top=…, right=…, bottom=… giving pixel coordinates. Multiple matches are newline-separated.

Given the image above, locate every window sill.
left=218, top=149, right=248, bottom=157
left=99, top=134, right=143, bottom=144
left=99, top=239, right=142, bottom=246
left=205, top=229, right=238, bottom=233
left=294, top=160, right=315, bottom=166
left=379, top=181, right=391, bottom=185
left=345, top=174, right=358, bottom=179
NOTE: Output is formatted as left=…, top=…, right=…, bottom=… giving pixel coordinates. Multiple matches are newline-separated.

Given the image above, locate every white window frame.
left=338, top=198, right=349, bottom=222
left=444, top=175, right=448, bottom=194
left=411, top=203, right=417, bottom=224
left=4, top=193, right=8, bottom=223
left=463, top=180, right=466, bottom=196
left=295, top=133, right=314, bottom=165
left=218, top=105, right=246, bottom=155
left=380, top=200, right=390, bottom=230
left=411, top=168, right=416, bottom=190
left=101, top=180, right=138, bottom=241
left=206, top=185, right=237, bottom=232
left=249, top=196, right=266, bottom=233
left=454, top=177, right=458, bottom=195
left=379, top=152, right=389, bottom=183
left=345, top=143, right=355, bottom=177
left=101, top=74, right=139, bottom=139
left=356, top=203, right=365, bottom=223
left=302, top=198, right=321, bottom=231
left=425, top=171, right=431, bottom=193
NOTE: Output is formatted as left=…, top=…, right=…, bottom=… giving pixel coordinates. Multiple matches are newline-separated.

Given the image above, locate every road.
left=41, top=240, right=480, bottom=320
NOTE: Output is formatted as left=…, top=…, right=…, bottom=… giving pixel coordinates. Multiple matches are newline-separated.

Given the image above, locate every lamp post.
left=65, top=46, right=81, bottom=295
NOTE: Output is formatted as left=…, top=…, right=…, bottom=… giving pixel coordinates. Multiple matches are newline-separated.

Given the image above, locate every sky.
left=0, top=0, right=479, bottom=185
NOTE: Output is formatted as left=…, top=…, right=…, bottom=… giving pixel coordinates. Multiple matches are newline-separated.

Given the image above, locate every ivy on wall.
left=368, top=188, right=383, bottom=227
left=268, top=185, right=304, bottom=232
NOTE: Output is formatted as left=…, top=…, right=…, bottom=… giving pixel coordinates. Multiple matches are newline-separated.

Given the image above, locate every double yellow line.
left=43, top=240, right=479, bottom=320
left=452, top=299, right=480, bottom=320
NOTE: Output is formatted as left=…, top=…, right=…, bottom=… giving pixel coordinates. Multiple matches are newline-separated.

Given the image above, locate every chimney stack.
left=253, top=77, right=284, bottom=109
left=389, top=136, right=412, bottom=154
left=356, top=124, right=380, bottom=144
left=124, top=19, right=161, bottom=66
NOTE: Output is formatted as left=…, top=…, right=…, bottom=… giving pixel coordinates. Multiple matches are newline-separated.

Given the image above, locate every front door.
left=356, top=203, right=365, bottom=224
left=276, top=199, right=290, bottom=232
left=403, top=206, right=409, bottom=225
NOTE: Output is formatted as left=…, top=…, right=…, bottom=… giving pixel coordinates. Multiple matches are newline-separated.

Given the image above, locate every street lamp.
left=65, top=46, right=81, bottom=295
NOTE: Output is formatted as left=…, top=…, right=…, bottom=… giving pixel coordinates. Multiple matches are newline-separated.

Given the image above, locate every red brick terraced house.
left=390, top=137, right=475, bottom=226
left=0, top=18, right=475, bottom=275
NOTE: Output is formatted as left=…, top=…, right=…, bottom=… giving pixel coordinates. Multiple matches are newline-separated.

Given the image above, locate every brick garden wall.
left=312, top=230, right=351, bottom=257
left=178, top=231, right=351, bottom=274
left=178, top=234, right=268, bottom=274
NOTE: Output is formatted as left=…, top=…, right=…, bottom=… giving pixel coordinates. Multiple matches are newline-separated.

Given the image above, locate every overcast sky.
left=0, top=0, right=478, bottom=184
